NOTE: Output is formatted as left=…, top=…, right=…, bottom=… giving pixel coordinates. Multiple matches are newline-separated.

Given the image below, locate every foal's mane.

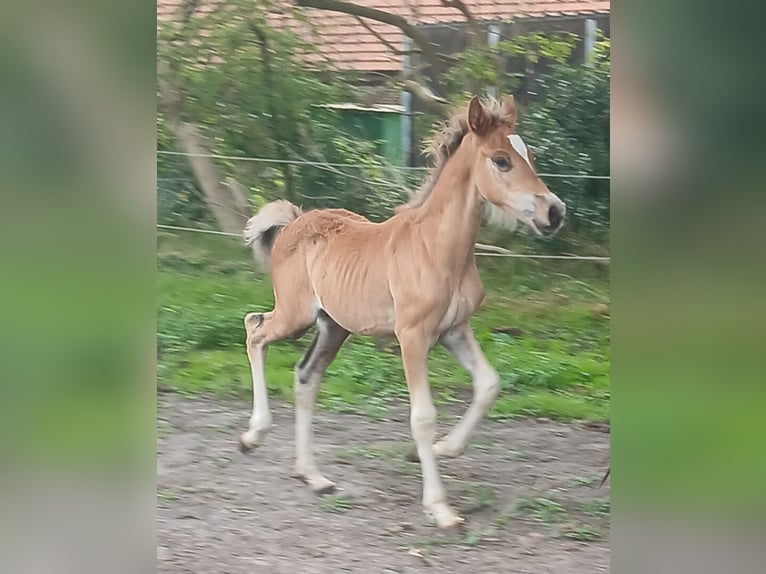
left=396, top=97, right=512, bottom=212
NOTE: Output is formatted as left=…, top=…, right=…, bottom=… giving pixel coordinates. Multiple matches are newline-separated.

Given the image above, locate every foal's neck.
left=417, top=138, right=483, bottom=269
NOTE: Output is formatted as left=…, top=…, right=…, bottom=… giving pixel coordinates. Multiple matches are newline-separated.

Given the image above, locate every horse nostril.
left=548, top=205, right=563, bottom=229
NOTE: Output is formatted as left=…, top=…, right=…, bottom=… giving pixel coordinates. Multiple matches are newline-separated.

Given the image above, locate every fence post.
left=401, top=36, right=413, bottom=166
left=585, top=18, right=597, bottom=65
left=487, top=24, right=501, bottom=99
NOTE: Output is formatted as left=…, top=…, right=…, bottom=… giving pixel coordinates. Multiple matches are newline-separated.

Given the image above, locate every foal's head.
left=467, top=95, right=566, bottom=237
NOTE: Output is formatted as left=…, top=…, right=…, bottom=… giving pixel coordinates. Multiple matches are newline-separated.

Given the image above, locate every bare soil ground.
left=157, top=394, right=610, bottom=573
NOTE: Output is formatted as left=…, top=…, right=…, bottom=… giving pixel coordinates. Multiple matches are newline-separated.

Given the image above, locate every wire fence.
left=157, top=223, right=610, bottom=262
left=158, top=151, right=610, bottom=225
left=158, top=148, right=610, bottom=263
left=157, top=150, right=611, bottom=180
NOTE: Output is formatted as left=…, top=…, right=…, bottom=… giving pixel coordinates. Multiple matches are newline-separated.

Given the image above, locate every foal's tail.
left=243, top=200, right=302, bottom=268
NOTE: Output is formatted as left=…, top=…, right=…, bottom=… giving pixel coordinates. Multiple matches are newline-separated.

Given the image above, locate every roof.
left=158, top=1, right=610, bottom=72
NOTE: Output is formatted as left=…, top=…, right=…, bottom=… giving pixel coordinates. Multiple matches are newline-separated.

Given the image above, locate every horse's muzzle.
left=541, top=204, right=565, bottom=236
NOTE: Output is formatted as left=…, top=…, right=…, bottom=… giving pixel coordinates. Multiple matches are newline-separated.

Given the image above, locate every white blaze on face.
left=507, top=134, right=532, bottom=167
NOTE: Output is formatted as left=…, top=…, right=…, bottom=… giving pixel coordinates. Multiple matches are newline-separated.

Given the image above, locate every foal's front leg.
left=397, top=328, right=463, bottom=529
left=434, top=323, right=500, bottom=458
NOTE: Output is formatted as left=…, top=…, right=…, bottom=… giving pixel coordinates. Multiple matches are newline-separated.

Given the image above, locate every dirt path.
left=157, top=394, right=610, bottom=573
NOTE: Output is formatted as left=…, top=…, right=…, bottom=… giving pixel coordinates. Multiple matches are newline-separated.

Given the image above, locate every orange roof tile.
left=158, top=1, right=610, bottom=72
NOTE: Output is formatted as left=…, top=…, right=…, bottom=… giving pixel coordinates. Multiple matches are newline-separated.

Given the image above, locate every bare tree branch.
left=295, top=0, right=443, bottom=77
left=403, top=78, right=449, bottom=108
left=354, top=15, right=420, bottom=57
left=440, top=0, right=482, bottom=45
left=358, top=62, right=448, bottom=113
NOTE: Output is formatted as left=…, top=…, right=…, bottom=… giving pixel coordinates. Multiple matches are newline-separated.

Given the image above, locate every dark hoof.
left=238, top=437, right=255, bottom=453
left=404, top=446, right=420, bottom=463
left=315, top=483, right=337, bottom=495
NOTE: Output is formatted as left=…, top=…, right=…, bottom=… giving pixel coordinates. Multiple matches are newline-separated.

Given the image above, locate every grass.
left=459, top=483, right=496, bottom=514
left=515, top=496, right=566, bottom=524
left=157, top=231, right=610, bottom=423
left=339, top=443, right=411, bottom=461
left=561, top=524, right=602, bottom=541
left=582, top=498, right=610, bottom=517
left=513, top=493, right=608, bottom=542
left=157, top=488, right=178, bottom=504
left=412, top=490, right=608, bottom=549
left=318, top=494, right=355, bottom=513
left=568, top=475, right=601, bottom=487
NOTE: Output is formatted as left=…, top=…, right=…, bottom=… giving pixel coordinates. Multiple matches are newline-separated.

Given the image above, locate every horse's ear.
left=467, top=96, right=490, bottom=136
left=501, top=94, right=517, bottom=126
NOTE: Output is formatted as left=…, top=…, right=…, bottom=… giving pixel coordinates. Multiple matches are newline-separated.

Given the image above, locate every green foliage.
left=500, top=32, right=579, bottom=64
left=158, top=0, right=410, bottom=224
left=159, top=7, right=610, bottom=263
left=157, top=114, right=213, bottom=227
left=518, top=37, right=611, bottom=239
left=444, top=32, right=580, bottom=96
left=159, top=6, right=610, bottom=242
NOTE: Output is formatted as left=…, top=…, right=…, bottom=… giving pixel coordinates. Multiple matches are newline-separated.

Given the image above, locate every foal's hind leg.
left=293, top=311, right=349, bottom=493
left=239, top=309, right=314, bottom=452
left=433, top=323, right=500, bottom=458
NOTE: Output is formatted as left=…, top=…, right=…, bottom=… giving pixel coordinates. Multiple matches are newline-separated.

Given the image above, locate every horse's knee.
left=245, top=313, right=268, bottom=351
left=245, top=312, right=265, bottom=332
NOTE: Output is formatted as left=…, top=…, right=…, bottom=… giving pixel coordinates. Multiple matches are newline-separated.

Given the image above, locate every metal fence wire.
left=157, top=150, right=610, bottom=262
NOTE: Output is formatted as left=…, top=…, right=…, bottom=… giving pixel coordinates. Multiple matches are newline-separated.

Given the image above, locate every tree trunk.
left=173, top=123, right=248, bottom=235
left=158, top=70, right=249, bottom=234
left=225, top=177, right=252, bottom=221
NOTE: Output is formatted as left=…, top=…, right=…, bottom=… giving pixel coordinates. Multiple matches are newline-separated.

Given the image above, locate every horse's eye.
left=492, top=156, right=511, bottom=171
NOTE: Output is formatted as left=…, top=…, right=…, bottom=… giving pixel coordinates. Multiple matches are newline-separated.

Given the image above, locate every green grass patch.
left=157, top=488, right=178, bottom=504
left=157, top=232, right=610, bottom=423
left=515, top=496, right=566, bottom=524
left=514, top=493, right=607, bottom=542
left=318, top=494, right=355, bottom=513
left=582, top=498, right=610, bottom=517
left=459, top=483, right=496, bottom=514
left=561, top=524, right=602, bottom=541
left=338, top=443, right=410, bottom=461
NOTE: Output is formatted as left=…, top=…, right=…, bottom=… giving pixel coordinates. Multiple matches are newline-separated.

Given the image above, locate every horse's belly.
left=314, top=282, right=396, bottom=336
left=319, top=298, right=396, bottom=336
left=307, top=242, right=396, bottom=335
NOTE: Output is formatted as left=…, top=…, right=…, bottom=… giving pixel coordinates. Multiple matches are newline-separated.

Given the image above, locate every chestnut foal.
left=239, top=95, right=565, bottom=528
